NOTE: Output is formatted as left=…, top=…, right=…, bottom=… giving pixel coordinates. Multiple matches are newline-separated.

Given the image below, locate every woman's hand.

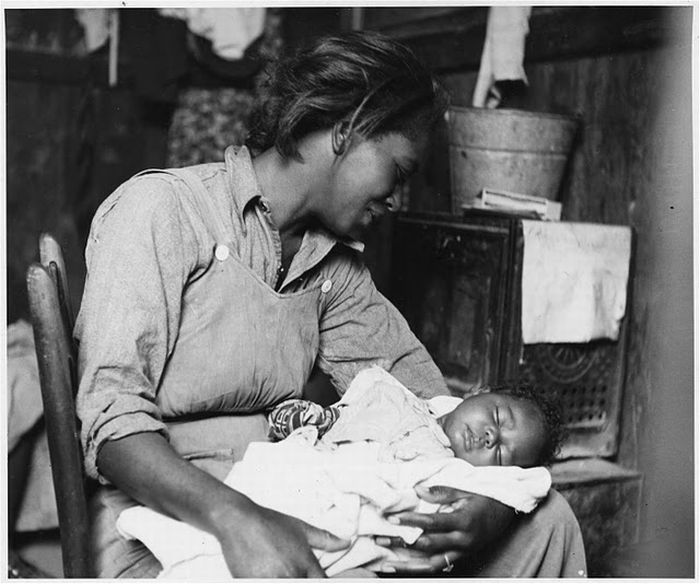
left=216, top=496, right=349, bottom=578
left=375, top=484, right=515, bottom=574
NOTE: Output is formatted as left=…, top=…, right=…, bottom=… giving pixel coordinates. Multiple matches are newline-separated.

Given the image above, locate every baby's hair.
left=481, top=382, right=567, bottom=467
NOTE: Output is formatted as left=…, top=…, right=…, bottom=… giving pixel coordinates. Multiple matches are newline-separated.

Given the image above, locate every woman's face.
left=322, top=132, right=428, bottom=241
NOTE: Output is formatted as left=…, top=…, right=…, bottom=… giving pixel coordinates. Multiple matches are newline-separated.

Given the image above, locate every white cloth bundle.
left=158, top=8, right=266, bottom=60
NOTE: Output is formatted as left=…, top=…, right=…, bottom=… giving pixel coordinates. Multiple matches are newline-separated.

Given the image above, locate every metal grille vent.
left=519, top=340, right=625, bottom=458
left=557, top=384, right=609, bottom=429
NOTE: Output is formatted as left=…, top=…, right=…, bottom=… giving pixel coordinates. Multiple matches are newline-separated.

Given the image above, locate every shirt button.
left=214, top=244, right=230, bottom=261
left=321, top=279, right=333, bottom=293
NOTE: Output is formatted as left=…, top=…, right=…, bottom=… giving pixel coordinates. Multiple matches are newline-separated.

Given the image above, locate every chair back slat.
left=40, top=233, right=75, bottom=334
left=27, top=257, right=92, bottom=577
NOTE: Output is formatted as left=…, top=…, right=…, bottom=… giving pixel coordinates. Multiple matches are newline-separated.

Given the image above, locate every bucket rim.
left=447, top=106, right=579, bottom=124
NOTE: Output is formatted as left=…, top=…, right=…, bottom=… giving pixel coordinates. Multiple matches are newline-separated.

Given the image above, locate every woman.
left=76, top=31, right=586, bottom=578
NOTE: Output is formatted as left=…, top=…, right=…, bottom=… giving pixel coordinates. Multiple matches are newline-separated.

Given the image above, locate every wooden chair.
left=26, top=233, right=92, bottom=577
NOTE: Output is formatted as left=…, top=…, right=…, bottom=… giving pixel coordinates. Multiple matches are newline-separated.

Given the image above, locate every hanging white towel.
left=74, top=9, right=119, bottom=86
left=159, top=8, right=265, bottom=61
left=521, top=220, right=632, bottom=344
left=472, top=6, right=532, bottom=108
left=75, top=8, right=112, bottom=53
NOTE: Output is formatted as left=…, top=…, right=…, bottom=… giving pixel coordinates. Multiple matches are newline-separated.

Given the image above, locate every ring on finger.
left=442, top=554, right=454, bottom=573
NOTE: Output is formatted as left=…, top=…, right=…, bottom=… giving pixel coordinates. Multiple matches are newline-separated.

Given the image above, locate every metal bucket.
left=447, top=106, right=579, bottom=212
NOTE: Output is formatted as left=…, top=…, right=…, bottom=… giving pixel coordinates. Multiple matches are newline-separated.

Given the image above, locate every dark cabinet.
left=390, top=212, right=519, bottom=388
left=389, top=210, right=630, bottom=460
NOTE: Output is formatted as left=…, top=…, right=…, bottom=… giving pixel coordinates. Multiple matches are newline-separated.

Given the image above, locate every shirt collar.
left=224, top=145, right=264, bottom=212
left=223, top=145, right=365, bottom=254
left=307, top=229, right=365, bottom=254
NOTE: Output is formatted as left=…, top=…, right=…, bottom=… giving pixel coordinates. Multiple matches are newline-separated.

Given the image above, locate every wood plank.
left=6, top=48, right=107, bottom=86
left=364, top=6, right=486, bottom=39
left=362, top=6, right=470, bottom=31
left=551, top=458, right=641, bottom=487
left=365, top=6, right=683, bottom=72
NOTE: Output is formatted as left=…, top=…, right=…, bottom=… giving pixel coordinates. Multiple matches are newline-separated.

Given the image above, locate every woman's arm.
left=98, top=432, right=348, bottom=577
left=317, top=253, right=449, bottom=399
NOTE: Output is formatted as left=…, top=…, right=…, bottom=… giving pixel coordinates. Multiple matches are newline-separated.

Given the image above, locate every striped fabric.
left=268, top=399, right=340, bottom=441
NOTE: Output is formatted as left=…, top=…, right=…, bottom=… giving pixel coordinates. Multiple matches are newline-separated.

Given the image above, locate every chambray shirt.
left=75, top=146, right=448, bottom=483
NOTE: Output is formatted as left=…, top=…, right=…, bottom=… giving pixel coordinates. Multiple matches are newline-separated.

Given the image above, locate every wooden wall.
left=5, top=80, right=169, bottom=323
left=5, top=10, right=171, bottom=323
left=621, top=23, right=694, bottom=575
left=363, top=5, right=694, bottom=576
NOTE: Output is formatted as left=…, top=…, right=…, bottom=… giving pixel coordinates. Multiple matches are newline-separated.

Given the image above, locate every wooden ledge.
left=551, top=458, right=641, bottom=488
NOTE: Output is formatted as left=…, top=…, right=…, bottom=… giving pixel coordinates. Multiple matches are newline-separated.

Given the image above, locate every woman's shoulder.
left=94, top=162, right=227, bottom=222
left=172, top=161, right=228, bottom=186
left=126, top=162, right=227, bottom=199
left=87, top=168, right=223, bottom=260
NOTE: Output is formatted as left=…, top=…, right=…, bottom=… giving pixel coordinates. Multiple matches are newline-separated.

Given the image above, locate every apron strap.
left=132, top=168, right=230, bottom=246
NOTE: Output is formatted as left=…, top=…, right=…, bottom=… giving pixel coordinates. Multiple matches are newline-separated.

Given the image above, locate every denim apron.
left=91, top=166, right=327, bottom=577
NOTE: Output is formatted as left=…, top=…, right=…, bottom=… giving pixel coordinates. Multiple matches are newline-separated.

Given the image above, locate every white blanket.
left=116, top=368, right=551, bottom=578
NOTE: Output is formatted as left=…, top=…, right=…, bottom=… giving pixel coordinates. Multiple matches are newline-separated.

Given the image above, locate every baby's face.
left=438, top=392, right=546, bottom=468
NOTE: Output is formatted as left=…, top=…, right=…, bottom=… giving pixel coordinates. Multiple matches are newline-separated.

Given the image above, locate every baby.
left=116, top=368, right=564, bottom=578
left=268, top=370, right=564, bottom=470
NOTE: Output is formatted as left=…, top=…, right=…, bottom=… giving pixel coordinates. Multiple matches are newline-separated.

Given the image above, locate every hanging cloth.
left=159, top=8, right=266, bottom=61
left=472, top=6, right=532, bottom=108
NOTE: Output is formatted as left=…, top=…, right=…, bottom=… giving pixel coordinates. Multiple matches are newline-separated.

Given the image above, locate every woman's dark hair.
left=246, top=31, right=449, bottom=159
left=486, top=382, right=567, bottom=467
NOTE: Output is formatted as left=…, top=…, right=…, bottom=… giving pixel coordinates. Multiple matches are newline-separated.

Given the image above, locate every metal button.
left=214, top=244, right=230, bottom=261
left=321, top=279, right=333, bottom=294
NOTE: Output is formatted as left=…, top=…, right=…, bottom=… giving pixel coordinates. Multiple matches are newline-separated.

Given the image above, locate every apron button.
left=214, top=244, right=230, bottom=261
left=321, top=279, right=333, bottom=293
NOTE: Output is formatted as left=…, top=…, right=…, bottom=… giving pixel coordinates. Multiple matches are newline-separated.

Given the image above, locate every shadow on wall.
left=622, top=6, right=694, bottom=578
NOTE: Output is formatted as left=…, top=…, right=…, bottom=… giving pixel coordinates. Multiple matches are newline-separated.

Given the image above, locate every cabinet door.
left=390, top=215, right=512, bottom=392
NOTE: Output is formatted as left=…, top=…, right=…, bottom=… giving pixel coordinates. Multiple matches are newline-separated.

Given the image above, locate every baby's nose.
left=385, top=186, right=403, bottom=213
left=484, top=427, right=500, bottom=448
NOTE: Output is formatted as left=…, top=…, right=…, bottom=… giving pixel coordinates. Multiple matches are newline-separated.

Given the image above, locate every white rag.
left=75, top=8, right=113, bottom=53
left=472, top=6, right=532, bottom=108
left=116, top=368, right=551, bottom=578
left=7, top=319, right=59, bottom=532
left=158, top=8, right=265, bottom=61
left=521, top=220, right=632, bottom=344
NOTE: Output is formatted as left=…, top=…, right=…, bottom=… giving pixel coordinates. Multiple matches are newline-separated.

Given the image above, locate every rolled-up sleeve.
left=317, top=252, right=449, bottom=399
left=75, top=176, right=201, bottom=483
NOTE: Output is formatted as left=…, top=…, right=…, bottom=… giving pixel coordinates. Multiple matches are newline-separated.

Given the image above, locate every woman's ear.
left=331, top=120, right=352, bottom=156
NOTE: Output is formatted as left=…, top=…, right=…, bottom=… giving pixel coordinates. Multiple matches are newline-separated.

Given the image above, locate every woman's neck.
left=252, top=139, right=329, bottom=240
